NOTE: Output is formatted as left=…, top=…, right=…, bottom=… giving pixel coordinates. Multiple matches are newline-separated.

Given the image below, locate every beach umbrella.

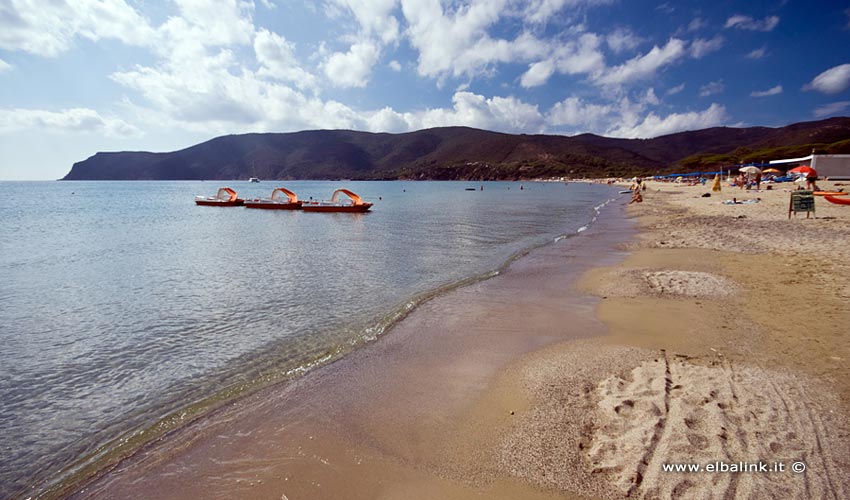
left=788, top=165, right=817, bottom=178
left=763, top=168, right=783, bottom=174
left=739, top=166, right=762, bottom=175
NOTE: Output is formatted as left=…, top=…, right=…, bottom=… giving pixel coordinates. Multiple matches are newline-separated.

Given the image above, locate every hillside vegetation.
left=62, top=117, right=850, bottom=180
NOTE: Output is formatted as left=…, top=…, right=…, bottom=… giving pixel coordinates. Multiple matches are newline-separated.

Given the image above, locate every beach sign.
left=789, top=190, right=815, bottom=219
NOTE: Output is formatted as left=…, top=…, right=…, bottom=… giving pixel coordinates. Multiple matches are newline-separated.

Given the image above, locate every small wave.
left=577, top=226, right=588, bottom=233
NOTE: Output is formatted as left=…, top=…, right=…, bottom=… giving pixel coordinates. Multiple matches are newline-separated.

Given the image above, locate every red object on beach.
left=824, top=195, right=850, bottom=206
left=788, top=166, right=817, bottom=178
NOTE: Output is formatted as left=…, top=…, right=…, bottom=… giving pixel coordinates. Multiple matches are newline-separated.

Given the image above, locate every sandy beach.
left=70, top=181, right=850, bottom=500
left=510, top=179, right=850, bottom=499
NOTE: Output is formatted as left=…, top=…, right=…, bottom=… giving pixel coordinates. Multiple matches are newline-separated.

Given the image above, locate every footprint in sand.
left=587, top=356, right=849, bottom=499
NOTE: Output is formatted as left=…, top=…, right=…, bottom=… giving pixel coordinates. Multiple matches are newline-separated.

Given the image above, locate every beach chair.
left=788, top=190, right=815, bottom=219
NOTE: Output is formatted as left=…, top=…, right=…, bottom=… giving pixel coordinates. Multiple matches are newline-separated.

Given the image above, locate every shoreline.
left=13, top=181, right=612, bottom=500
left=69, top=192, right=636, bottom=500
left=69, top=180, right=850, bottom=499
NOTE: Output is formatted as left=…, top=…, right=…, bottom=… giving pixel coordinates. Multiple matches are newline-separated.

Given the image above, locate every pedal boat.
left=243, top=187, right=302, bottom=210
left=824, top=195, right=850, bottom=205
left=194, top=187, right=244, bottom=206
left=301, top=189, right=373, bottom=212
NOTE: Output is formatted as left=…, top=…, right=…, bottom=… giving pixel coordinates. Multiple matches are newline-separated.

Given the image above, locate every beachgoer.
left=712, top=174, right=722, bottom=192
left=629, top=190, right=643, bottom=204
left=755, top=173, right=762, bottom=191
left=806, top=175, right=819, bottom=191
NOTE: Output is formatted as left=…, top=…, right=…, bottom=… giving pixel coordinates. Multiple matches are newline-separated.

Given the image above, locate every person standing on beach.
left=806, top=174, right=819, bottom=191
left=755, top=172, right=762, bottom=191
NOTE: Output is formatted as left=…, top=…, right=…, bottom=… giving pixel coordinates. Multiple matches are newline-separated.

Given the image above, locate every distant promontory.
left=62, top=118, right=850, bottom=180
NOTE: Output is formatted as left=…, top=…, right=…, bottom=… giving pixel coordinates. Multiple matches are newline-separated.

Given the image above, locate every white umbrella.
left=739, top=166, right=762, bottom=175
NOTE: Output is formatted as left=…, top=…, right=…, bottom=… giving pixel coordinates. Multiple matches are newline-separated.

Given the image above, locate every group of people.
left=734, top=172, right=763, bottom=190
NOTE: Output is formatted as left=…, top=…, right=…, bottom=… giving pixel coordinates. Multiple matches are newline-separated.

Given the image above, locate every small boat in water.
left=248, top=177, right=260, bottom=183
left=301, top=189, right=373, bottom=212
left=194, top=187, right=244, bottom=206
left=244, top=187, right=302, bottom=210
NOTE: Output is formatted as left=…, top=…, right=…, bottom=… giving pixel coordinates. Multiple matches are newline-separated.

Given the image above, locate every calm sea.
left=0, top=180, right=619, bottom=498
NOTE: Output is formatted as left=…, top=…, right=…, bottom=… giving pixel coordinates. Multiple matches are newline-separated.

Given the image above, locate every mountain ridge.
left=62, top=117, right=850, bottom=180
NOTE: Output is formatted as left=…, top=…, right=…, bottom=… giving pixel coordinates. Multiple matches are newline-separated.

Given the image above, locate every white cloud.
left=323, top=40, right=381, bottom=88
left=0, top=107, right=141, bottom=136
left=724, top=15, right=779, bottom=32
left=746, top=47, right=767, bottom=59
left=520, top=60, right=555, bottom=88
left=690, top=36, right=723, bottom=58
left=804, top=63, right=850, bottom=94
left=610, top=103, right=728, bottom=138
left=751, top=85, right=782, bottom=97
left=655, top=3, right=674, bottom=14
left=545, top=93, right=727, bottom=139
left=699, top=80, right=724, bottom=97
left=813, top=101, right=850, bottom=118
left=522, top=0, right=614, bottom=25
left=413, top=92, right=545, bottom=133
left=0, top=59, right=11, bottom=73
left=327, top=0, right=400, bottom=43
left=643, top=88, right=660, bottom=105
left=520, top=33, right=605, bottom=87
left=158, top=0, right=255, bottom=55
left=666, top=83, right=685, bottom=95
left=687, top=17, right=707, bottom=32
left=401, top=0, right=548, bottom=81
left=388, top=60, right=402, bottom=71
left=0, top=0, right=158, bottom=56
left=366, top=106, right=410, bottom=132
left=547, top=97, right=613, bottom=128
left=594, top=38, right=686, bottom=86
left=606, top=28, right=641, bottom=53
left=254, top=29, right=318, bottom=90
left=100, top=1, right=374, bottom=135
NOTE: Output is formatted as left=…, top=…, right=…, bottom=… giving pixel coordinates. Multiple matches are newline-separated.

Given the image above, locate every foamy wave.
left=577, top=226, right=588, bottom=233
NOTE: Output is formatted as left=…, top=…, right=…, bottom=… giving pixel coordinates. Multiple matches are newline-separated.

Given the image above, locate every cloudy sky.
left=1, top=0, right=849, bottom=179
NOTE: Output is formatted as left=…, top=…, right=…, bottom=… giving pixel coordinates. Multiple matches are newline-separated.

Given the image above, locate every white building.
left=769, top=154, right=850, bottom=180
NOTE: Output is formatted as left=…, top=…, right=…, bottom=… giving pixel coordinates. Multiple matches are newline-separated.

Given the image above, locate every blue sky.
left=1, top=0, right=849, bottom=180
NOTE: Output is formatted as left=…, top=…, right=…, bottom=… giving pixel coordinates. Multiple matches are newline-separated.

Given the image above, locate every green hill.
left=62, top=117, right=850, bottom=180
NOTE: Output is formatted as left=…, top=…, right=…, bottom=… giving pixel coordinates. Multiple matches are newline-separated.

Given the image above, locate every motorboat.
left=248, top=177, right=260, bottom=183
left=243, top=187, right=302, bottom=210
left=194, top=187, right=244, bottom=206
left=301, top=189, right=373, bottom=212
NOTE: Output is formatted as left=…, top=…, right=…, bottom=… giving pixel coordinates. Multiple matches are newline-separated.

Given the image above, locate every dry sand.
left=500, top=180, right=850, bottom=499
left=70, top=181, right=850, bottom=500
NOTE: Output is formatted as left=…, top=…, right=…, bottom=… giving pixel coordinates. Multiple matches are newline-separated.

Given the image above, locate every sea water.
left=0, top=180, right=619, bottom=498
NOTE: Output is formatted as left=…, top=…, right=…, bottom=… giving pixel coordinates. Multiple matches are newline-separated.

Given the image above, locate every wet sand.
left=72, top=202, right=637, bottom=499
left=72, top=181, right=850, bottom=499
